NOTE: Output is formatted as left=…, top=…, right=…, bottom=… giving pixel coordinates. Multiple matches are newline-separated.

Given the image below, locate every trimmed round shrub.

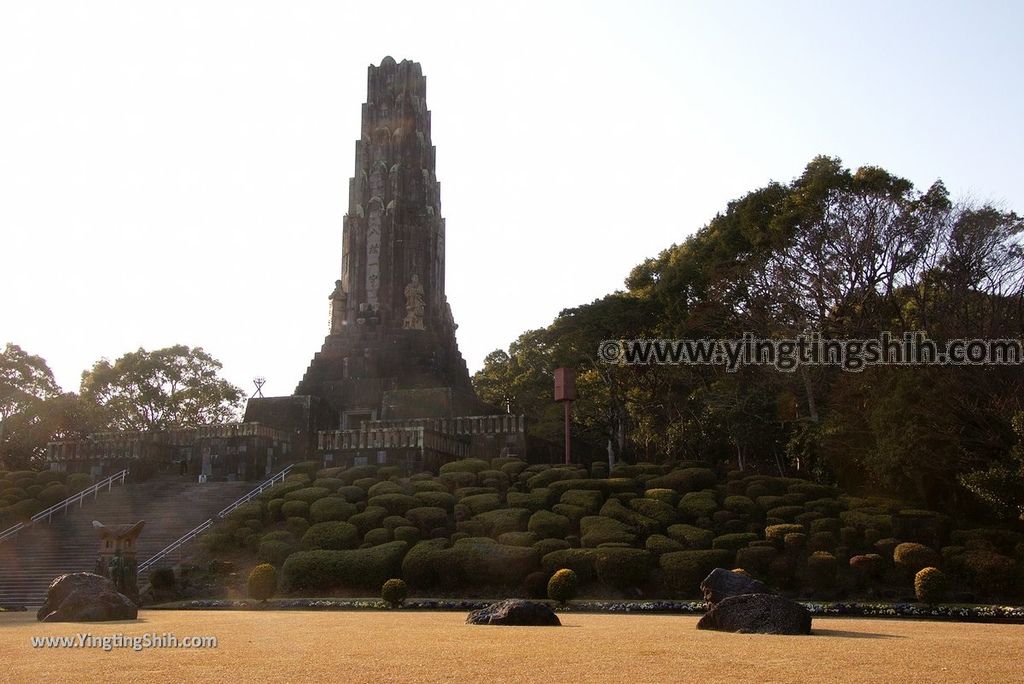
left=559, top=489, right=605, bottom=515
left=38, top=484, right=69, bottom=507
left=367, top=481, right=405, bottom=497
left=784, top=532, right=807, bottom=552
left=766, top=506, right=803, bottom=522
left=723, top=496, right=757, bottom=516
left=440, top=458, right=490, bottom=475
left=460, top=493, right=502, bottom=516
left=301, top=521, right=360, bottom=550
left=382, top=515, right=413, bottom=531
left=367, top=493, right=420, bottom=516
left=646, top=534, right=684, bottom=555
left=280, top=500, right=310, bottom=520
left=282, top=542, right=409, bottom=592
left=677, top=491, right=718, bottom=521
left=666, top=524, right=714, bottom=549
left=547, top=568, right=578, bottom=603
left=533, top=538, right=571, bottom=557
left=645, top=488, right=679, bottom=506
left=950, top=549, right=1017, bottom=596
left=734, top=546, right=776, bottom=575
left=349, top=506, right=388, bottom=535
left=364, top=528, right=391, bottom=546
left=580, top=516, right=636, bottom=547
left=541, top=548, right=598, bottom=582
left=381, top=578, right=408, bottom=607
left=393, top=526, right=421, bottom=545
left=552, top=503, right=587, bottom=524
left=406, top=506, right=451, bottom=533
left=809, top=531, right=836, bottom=552
left=310, top=497, right=357, bottom=523
left=915, top=567, right=946, bottom=604
left=712, top=533, right=759, bottom=551
left=849, top=553, right=883, bottom=580
left=473, top=508, right=530, bottom=537
left=284, top=487, right=331, bottom=505
left=337, top=485, right=368, bottom=503
left=267, top=498, right=286, bottom=521
left=286, top=516, right=310, bottom=538
left=647, top=467, right=717, bottom=493
left=528, top=510, right=571, bottom=539
left=498, top=531, right=539, bottom=547
left=149, top=566, right=176, bottom=591
left=595, top=548, right=651, bottom=589
left=507, top=489, right=555, bottom=512
left=258, top=539, right=296, bottom=566
left=659, top=550, right=731, bottom=594
left=247, top=563, right=277, bottom=601
left=600, top=498, right=659, bottom=535
left=312, top=477, right=344, bottom=492
left=629, top=497, right=678, bottom=526
left=806, top=551, right=837, bottom=589
left=413, top=491, right=456, bottom=511
left=893, top=542, right=941, bottom=574
left=765, top=524, right=804, bottom=544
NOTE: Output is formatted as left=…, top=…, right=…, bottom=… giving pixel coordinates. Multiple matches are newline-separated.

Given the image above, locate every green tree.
left=0, top=344, right=62, bottom=468
left=81, top=345, right=243, bottom=431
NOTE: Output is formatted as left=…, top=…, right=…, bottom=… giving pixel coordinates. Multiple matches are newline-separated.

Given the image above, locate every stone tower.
left=292, top=57, right=481, bottom=428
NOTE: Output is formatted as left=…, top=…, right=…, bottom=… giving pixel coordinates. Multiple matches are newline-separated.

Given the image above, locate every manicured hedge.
left=301, top=521, right=360, bottom=550
left=659, top=550, right=731, bottom=593
left=282, top=541, right=409, bottom=592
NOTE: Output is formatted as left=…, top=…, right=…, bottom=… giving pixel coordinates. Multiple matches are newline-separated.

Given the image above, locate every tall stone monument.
left=246, top=58, right=520, bottom=467
left=295, top=56, right=479, bottom=425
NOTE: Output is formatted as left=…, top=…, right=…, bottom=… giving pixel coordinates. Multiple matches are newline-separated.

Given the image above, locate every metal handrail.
left=216, top=464, right=294, bottom=518
left=139, top=464, right=296, bottom=572
left=0, top=469, right=130, bottom=543
left=138, top=518, right=213, bottom=573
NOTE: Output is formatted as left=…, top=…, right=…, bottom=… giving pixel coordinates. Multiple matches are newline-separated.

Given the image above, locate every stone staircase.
left=0, top=476, right=252, bottom=607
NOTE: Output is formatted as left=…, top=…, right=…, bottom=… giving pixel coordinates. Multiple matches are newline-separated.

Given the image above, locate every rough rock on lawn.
left=701, top=568, right=771, bottom=606
left=466, top=599, right=561, bottom=626
left=696, top=593, right=812, bottom=635
left=36, top=572, right=138, bottom=623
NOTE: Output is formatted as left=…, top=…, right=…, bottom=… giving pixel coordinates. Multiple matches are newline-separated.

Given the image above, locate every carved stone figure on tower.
left=404, top=275, right=426, bottom=330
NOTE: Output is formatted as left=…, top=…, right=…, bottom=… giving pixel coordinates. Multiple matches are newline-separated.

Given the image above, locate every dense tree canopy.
left=81, top=345, right=244, bottom=431
left=473, top=156, right=1024, bottom=519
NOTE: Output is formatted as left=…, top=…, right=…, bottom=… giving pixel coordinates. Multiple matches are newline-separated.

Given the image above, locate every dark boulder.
left=697, top=593, right=811, bottom=635
left=701, top=568, right=770, bottom=606
left=37, top=573, right=138, bottom=623
left=466, top=599, right=560, bottom=626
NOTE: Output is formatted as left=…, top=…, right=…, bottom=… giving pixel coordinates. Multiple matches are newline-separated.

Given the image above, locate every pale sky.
left=1, top=1, right=1022, bottom=398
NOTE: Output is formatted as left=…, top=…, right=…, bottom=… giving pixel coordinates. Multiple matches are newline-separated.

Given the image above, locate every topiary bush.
left=559, top=489, right=605, bottom=514
left=712, top=533, right=759, bottom=551
left=282, top=542, right=409, bottom=593
left=280, top=500, right=310, bottom=520
left=381, top=578, right=408, bottom=607
left=473, top=508, right=530, bottom=537
left=579, top=516, right=636, bottom=547
left=893, top=542, right=942, bottom=575
left=915, top=567, right=946, bottom=604
left=309, top=497, right=357, bottom=523
left=527, top=510, right=571, bottom=539
left=301, top=521, right=360, bottom=550
left=666, top=524, right=715, bottom=549
left=547, top=568, right=578, bottom=604
left=677, top=491, right=718, bottom=521
left=659, top=550, right=731, bottom=594
left=149, top=566, right=176, bottom=592
left=765, top=524, right=804, bottom=544
left=595, top=548, right=651, bottom=590
left=540, top=548, right=599, bottom=582
left=247, top=563, right=278, bottom=602
left=806, top=551, right=837, bottom=590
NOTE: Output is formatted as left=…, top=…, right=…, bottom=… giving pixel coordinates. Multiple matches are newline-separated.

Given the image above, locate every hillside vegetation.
left=195, top=458, right=1024, bottom=602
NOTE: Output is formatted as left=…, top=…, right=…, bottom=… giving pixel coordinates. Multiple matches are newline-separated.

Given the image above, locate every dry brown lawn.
left=1, top=610, right=1018, bottom=683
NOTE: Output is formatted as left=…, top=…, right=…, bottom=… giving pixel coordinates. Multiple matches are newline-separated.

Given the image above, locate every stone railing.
left=318, top=426, right=470, bottom=460
left=362, top=414, right=525, bottom=436
left=46, top=422, right=292, bottom=462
